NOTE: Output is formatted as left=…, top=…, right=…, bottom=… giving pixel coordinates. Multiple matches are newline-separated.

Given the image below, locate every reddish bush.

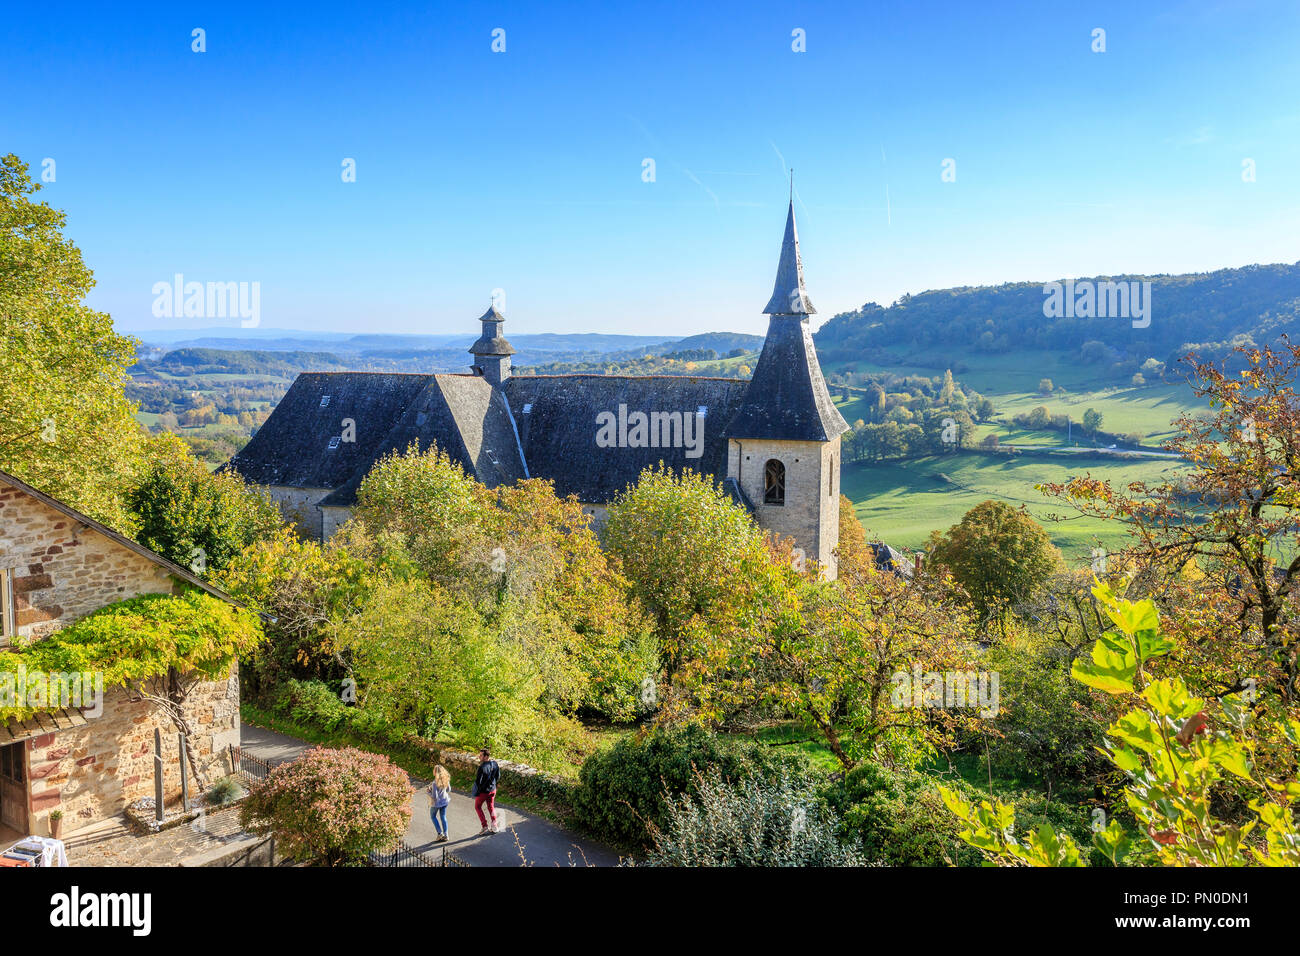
left=240, top=746, right=412, bottom=865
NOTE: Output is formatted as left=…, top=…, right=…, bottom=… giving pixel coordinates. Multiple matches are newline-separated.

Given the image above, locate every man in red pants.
left=472, top=748, right=501, bottom=834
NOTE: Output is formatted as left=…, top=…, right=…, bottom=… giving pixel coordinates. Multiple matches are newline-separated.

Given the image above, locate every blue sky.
left=5, top=0, right=1300, bottom=338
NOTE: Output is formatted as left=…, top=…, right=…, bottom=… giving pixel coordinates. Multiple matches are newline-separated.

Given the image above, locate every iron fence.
left=229, top=744, right=276, bottom=783
left=369, top=839, right=470, bottom=868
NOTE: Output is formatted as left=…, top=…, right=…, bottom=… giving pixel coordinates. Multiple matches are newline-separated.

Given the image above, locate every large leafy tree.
left=1044, top=344, right=1300, bottom=700
left=926, top=500, right=1063, bottom=630
left=604, top=466, right=773, bottom=678
left=332, top=577, right=545, bottom=750
left=352, top=442, right=656, bottom=719
left=129, top=433, right=284, bottom=576
left=215, top=525, right=379, bottom=695
left=672, top=532, right=979, bottom=769
left=352, top=440, right=490, bottom=575
left=0, top=154, right=144, bottom=529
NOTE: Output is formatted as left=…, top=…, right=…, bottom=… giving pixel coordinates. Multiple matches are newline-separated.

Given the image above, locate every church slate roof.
left=729, top=199, right=847, bottom=443
left=224, top=372, right=433, bottom=489
left=724, top=315, right=849, bottom=442
left=317, top=374, right=527, bottom=508
left=228, top=370, right=750, bottom=510
left=226, top=193, right=848, bottom=517
left=502, top=374, right=747, bottom=502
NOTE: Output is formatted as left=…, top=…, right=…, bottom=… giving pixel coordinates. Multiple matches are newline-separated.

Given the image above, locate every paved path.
left=240, top=722, right=620, bottom=867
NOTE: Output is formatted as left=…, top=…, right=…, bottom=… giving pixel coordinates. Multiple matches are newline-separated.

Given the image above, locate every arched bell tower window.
left=764, top=459, right=786, bottom=506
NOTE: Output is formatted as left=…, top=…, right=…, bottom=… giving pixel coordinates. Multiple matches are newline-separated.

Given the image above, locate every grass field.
left=986, top=382, right=1193, bottom=445
left=841, top=451, right=1186, bottom=565
left=828, top=348, right=1203, bottom=561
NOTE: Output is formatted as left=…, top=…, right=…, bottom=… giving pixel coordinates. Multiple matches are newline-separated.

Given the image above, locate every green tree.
left=940, top=369, right=956, bottom=405
left=926, top=500, right=1063, bottom=627
left=352, top=440, right=491, bottom=575
left=0, top=154, right=144, bottom=529
left=1082, top=407, right=1103, bottom=435
left=604, top=466, right=771, bottom=677
left=352, top=444, right=657, bottom=720
left=129, top=434, right=284, bottom=577
left=333, top=577, right=547, bottom=752
left=215, top=525, right=378, bottom=695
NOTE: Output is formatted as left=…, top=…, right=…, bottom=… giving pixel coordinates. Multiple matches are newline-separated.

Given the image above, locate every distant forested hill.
left=153, top=348, right=352, bottom=376
left=815, top=262, right=1300, bottom=371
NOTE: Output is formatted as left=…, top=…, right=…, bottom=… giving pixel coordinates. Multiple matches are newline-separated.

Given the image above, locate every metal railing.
left=230, top=744, right=277, bottom=782
left=369, top=839, right=470, bottom=868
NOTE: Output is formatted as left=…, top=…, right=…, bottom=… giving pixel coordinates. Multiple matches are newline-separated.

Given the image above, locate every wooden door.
left=0, top=742, right=27, bottom=833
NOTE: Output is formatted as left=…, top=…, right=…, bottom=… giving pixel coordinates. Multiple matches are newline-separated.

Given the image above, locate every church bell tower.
left=725, top=196, right=849, bottom=578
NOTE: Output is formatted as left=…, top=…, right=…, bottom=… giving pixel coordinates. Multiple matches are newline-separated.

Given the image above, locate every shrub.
left=572, top=723, right=810, bottom=850
left=823, top=761, right=982, bottom=867
left=239, top=746, right=412, bottom=866
left=642, top=770, right=867, bottom=867
left=270, top=679, right=355, bottom=733
left=206, top=775, right=245, bottom=806
left=824, top=761, right=1096, bottom=867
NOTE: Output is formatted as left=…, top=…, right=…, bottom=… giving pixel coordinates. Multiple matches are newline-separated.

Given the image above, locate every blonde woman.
left=428, top=765, right=452, bottom=842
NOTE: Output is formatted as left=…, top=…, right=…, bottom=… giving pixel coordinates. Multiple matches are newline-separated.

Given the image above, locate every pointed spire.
left=762, top=199, right=815, bottom=315
left=728, top=193, right=846, bottom=442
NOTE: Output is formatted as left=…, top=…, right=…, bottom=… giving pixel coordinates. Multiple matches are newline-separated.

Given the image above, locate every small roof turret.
left=469, top=303, right=516, bottom=356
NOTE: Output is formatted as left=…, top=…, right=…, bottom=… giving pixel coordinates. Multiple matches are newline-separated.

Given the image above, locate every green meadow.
left=841, top=452, right=1186, bottom=566
left=828, top=348, right=1204, bottom=563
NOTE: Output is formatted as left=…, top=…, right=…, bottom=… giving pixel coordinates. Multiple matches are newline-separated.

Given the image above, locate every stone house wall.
left=0, top=483, right=177, bottom=644
left=0, top=477, right=241, bottom=835
left=24, top=675, right=239, bottom=835
left=261, top=485, right=332, bottom=540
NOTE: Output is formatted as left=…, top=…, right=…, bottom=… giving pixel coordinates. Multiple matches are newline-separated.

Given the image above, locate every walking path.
left=240, top=722, right=620, bottom=867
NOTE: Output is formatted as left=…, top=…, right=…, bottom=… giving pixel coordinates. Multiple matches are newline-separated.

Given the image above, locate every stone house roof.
left=0, top=469, right=236, bottom=607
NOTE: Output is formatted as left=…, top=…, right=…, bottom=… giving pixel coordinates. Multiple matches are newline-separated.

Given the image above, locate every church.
left=226, top=200, right=850, bottom=576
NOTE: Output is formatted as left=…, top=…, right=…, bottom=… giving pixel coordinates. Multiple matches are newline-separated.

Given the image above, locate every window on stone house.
left=0, top=568, right=14, bottom=647
left=764, top=459, right=785, bottom=506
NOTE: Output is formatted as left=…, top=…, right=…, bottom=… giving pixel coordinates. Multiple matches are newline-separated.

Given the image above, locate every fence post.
left=153, top=727, right=164, bottom=824
left=179, top=732, right=189, bottom=810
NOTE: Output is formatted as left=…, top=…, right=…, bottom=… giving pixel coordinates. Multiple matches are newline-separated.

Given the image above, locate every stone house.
left=227, top=200, right=850, bottom=576
left=0, top=470, right=241, bottom=842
